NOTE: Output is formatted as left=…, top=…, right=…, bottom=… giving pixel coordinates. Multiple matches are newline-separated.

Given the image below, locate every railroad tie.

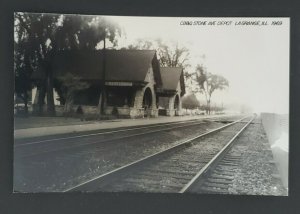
left=207, top=178, right=233, bottom=184
left=203, top=182, right=230, bottom=189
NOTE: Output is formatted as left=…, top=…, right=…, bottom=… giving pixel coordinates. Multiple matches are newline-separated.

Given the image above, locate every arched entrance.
left=142, top=87, right=153, bottom=117
left=174, top=94, right=180, bottom=116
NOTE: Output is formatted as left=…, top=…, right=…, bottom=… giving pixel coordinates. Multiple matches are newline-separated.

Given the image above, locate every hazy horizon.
left=107, top=16, right=289, bottom=114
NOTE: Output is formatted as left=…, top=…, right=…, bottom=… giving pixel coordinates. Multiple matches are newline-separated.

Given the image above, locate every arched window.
left=142, top=87, right=153, bottom=108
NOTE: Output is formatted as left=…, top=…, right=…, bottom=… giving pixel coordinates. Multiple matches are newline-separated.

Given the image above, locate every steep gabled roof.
left=32, top=50, right=162, bottom=86
left=160, top=67, right=186, bottom=95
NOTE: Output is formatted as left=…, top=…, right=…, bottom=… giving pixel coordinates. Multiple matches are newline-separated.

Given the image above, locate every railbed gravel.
left=227, top=118, right=287, bottom=195
left=14, top=119, right=227, bottom=192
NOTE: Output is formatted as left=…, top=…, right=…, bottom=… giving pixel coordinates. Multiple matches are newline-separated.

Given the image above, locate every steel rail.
left=179, top=116, right=255, bottom=193
left=17, top=120, right=212, bottom=158
left=15, top=114, right=242, bottom=147
left=64, top=116, right=250, bottom=192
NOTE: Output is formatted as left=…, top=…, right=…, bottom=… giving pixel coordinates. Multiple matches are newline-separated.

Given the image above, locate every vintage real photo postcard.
left=14, top=13, right=289, bottom=195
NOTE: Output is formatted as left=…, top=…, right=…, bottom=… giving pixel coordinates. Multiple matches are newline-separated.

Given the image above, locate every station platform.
left=14, top=114, right=235, bottom=139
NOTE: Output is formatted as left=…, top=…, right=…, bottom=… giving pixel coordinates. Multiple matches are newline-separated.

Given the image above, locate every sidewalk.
left=14, top=114, right=232, bottom=139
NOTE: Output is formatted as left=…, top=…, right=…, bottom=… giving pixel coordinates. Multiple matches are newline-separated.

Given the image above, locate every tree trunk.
left=46, top=69, right=55, bottom=116
left=64, top=93, right=74, bottom=117
left=207, top=100, right=211, bottom=115
left=64, top=101, right=73, bottom=115
left=38, top=84, right=46, bottom=115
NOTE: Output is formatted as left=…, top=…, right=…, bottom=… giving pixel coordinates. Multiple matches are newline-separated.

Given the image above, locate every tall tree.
left=14, top=13, right=121, bottom=115
left=182, top=93, right=200, bottom=110
left=14, top=40, right=33, bottom=114
left=194, top=65, right=229, bottom=114
left=127, top=39, right=190, bottom=71
left=15, top=12, right=61, bottom=115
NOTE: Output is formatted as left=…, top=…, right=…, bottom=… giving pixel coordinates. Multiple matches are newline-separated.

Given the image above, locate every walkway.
left=14, top=114, right=236, bottom=139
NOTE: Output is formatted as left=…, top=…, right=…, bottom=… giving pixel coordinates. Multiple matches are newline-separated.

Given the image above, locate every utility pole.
left=99, top=33, right=106, bottom=117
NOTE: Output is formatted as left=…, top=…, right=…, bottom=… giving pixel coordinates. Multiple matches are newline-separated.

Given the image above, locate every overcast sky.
left=107, top=16, right=289, bottom=114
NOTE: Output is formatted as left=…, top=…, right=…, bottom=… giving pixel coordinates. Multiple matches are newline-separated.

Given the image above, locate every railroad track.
left=15, top=114, right=244, bottom=146
left=15, top=116, right=242, bottom=158
left=65, top=115, right=254, bottom=192
left=14, top=119, right=201, bottom=146
left=180, top=116, right=255, bottom=193
left=183, top=149, right=243, bottom=194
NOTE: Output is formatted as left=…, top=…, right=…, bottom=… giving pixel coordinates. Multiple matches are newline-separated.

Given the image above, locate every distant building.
left=32, top=50, right=185, bottom=118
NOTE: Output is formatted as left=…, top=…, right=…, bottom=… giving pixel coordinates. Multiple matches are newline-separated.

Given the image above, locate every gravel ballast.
left=224, top=118, right=287, bottom=195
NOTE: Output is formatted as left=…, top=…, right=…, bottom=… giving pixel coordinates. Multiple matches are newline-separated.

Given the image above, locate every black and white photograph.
left=13, top=13, right=289, bottom=195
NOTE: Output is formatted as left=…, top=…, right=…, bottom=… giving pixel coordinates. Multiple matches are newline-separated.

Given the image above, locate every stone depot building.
left=32, top=50, right=185, bottom=118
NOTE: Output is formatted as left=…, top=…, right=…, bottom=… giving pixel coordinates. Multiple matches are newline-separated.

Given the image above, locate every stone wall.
left=79, top=105, right=99, bottom=115
left=105, top=106, right=130, bottom=116
left=129, top=108, right=145, bottom=118
left=160, top=82, right=184, bottom=116
left=165, top=95, right=183, bottom=116
left=131, top=66, right=158, bottom=118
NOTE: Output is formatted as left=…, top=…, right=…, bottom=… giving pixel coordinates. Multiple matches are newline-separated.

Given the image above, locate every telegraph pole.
left=99, top=33, right=106, bottom=117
